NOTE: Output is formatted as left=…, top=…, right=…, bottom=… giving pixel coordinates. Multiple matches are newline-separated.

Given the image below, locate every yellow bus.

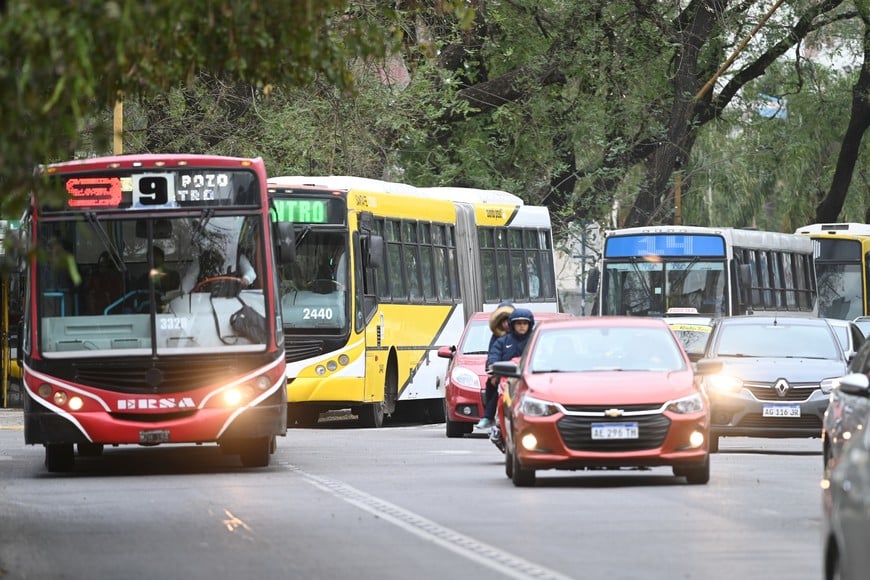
left=1, top=219, right=22, bottom=408
left=267, top=176, right=558, bottom=427
left=796, top=222, right=870, bottom=319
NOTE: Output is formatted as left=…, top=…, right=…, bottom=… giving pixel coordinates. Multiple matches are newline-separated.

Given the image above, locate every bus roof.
left=267, top=176, right=523, bottom=205
left=43, top=154, right=264, bottom=172
left=795, top=223, right=870, bottom=237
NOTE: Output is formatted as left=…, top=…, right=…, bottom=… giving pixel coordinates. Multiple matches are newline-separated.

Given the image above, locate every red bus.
left=20, top=154, right=289, bottom=471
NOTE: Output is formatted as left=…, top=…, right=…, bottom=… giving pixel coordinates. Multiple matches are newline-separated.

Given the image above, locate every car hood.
left=522, top=370, right=696, bottom=406
left=705, top=357, right=847, bottom=382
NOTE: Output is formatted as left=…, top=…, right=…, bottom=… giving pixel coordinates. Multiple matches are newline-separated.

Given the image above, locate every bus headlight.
left=38, top=383, right=52, bottom=399
left=338, top=355, right=350, bottom=366
left=315, top=365, right=327, bottom=376
left=223, top=385, right=255, bottom=407
left=68, top=396, right=84, bottom=411
left=53, top=391, right=68, bottom=406
left=327, top=360, right=338, bottom=372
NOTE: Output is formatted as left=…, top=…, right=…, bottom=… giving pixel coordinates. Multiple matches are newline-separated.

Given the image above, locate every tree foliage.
left=8, top=0, right=868, bottom=241
left=0, top=0, right=469, bottom=216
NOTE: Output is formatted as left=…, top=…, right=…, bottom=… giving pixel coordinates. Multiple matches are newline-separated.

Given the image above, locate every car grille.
left=557, top=414, right=671, bottom=452
left=736, top=414, right=822, bottom=430
left=561, top=403, right=663, bottom=413
left=744, top=382, right=819, bottom=402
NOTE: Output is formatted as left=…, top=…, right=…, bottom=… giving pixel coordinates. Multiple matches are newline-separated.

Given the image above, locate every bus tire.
left=358, top=402, right=384, bottom=428
left=239, top=437, right=272, bottom=468
left=77, top=443, right=104, bottom=457
left=45, top=444, right=75, bottom=473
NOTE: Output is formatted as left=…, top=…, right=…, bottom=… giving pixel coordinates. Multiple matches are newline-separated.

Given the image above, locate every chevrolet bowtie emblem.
left=605, top=408, right=624, bottom=417
left=774, top=379, right=790, bottom=397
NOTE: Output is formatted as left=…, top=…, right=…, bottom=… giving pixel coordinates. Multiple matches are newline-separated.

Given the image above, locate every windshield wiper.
left=84, top=212, right=126, bottom=273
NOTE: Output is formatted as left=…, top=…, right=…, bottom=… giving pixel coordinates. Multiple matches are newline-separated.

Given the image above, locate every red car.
left=491, top=316, right=710, bottom=487
left=437, top=311, right=571, bottom=438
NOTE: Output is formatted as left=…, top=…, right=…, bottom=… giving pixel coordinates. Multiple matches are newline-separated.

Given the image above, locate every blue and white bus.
left=589, top=225, right=817, bottom=317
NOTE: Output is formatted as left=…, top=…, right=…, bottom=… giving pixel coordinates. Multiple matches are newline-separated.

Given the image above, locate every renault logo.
left=605, top=408, right=624, bottom=417
left=774, top=379, right=790, bottom=397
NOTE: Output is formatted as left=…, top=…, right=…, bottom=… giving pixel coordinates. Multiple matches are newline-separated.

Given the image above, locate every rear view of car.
left=493, top=317, right=710, bottom=487
left=696, top=316, right=847, bottom=453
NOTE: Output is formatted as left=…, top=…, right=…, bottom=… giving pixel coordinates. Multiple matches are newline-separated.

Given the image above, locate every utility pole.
left=113, top=100, right=123, bottom=154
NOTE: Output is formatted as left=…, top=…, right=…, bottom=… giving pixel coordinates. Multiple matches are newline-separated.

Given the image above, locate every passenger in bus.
left=83, top=251, right=123, bottom=315
left=41, top=235, right=81, bottom=316
left=476, top=308, right=535, bottom=430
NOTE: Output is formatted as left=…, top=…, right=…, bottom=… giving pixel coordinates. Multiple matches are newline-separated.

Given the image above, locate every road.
left=0, top=409, right=824, bottom=580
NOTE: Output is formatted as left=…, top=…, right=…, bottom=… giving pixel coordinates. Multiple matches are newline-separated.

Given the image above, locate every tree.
left=0, top=0, right=468, bottom=217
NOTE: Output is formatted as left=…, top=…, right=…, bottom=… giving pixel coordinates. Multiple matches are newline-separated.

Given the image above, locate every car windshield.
left=830, top=324, right=849, bottom=352
left=530, top=326, right=686, bottom=372
left=459, top=320, right=492, bottom=354
left=667, top=323, right=712, bottom=355
left=715, top=322, right=841, bottom=359
left=854, top=318, right=870, bottom=338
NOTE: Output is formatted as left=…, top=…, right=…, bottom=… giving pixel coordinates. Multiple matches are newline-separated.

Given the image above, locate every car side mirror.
left=838, top=373, right=870, bottom=397
left=490, top=361, right=520, bottom=378
left=437, top=345, right=455, bottom=359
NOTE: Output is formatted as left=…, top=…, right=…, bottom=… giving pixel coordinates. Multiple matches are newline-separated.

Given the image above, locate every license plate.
left=762, top=405, right=801, bottom=418
left=139, top=429, right=170, bottom=444
left=591, top=422, right=639, bottom=440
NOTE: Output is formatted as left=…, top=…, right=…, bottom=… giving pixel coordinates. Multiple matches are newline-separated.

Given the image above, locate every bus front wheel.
left=358, top=402, right=384, bottom=428
left=239, top=436, right=273, bottom=468
left=45, top=443, right=75, bottom=473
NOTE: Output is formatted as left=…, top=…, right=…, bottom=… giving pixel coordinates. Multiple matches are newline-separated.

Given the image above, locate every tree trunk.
left=815, top=20, right=870, bottom=222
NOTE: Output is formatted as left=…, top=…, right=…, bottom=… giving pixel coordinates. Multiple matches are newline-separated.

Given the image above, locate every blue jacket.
left=486, top=308, right=535, bottom=368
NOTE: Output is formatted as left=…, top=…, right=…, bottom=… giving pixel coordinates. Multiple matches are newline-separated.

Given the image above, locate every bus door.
left=453, top=203, right=481, bottom=322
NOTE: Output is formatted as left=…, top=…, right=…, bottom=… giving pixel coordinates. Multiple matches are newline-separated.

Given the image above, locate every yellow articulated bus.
left=795, top=223, right=870, bottom=320
left=1, top=219, right=22, bottom=408
left=267, top=176, right=558, bottom=428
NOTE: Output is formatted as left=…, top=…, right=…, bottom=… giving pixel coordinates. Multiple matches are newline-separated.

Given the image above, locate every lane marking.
left=290, top=465, right=574, bottom=580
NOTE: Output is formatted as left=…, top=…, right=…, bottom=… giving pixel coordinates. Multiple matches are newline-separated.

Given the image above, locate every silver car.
left=695, top=316, right=847, bottom=453
left=822, top=339, right=870, bottom=473
left=823, top=380, right=870, bottom=579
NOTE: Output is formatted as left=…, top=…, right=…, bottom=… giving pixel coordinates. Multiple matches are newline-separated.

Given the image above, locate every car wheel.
left=511, top=448, right=535, bottom=487
left=684, top=457, right=710, bottom=485
left=45, top=443, right=75, bottom=473
left=505, top=446, right=514, bottom=479
left=708, top=435, right=719, bottom=454
left=446, top=417, right=469, bottom=438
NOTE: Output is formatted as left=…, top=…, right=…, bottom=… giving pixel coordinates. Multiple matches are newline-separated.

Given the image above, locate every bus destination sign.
left=50, top=170, right=260, bottom=212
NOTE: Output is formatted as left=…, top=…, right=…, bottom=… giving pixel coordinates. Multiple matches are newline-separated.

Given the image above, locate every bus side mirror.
left=363, top=235, right=384, bottom=269
left=586, top=266, right=600, bottom=294
left=274, top=222, right=296, bottom=265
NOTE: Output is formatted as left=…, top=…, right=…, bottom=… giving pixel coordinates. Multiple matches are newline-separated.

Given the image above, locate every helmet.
left=509, top=308, right=535, bottom=329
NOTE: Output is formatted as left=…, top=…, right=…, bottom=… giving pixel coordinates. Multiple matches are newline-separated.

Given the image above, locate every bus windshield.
left=276, top=229, right=349, bottom=332
left=602, top=259, right=727, bottom=317
left=37, top=214, right=266, bottom=357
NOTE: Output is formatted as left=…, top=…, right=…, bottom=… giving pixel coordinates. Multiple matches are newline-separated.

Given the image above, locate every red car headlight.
left=519, top=394, right=560, bottom=417
left=666, top=393, right=705, bottom=414
left=450, top=366, right=481, bottom=388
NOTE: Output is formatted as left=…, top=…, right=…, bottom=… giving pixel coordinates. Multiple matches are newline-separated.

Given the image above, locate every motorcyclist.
left=475, top=307, right=535, bottom=432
